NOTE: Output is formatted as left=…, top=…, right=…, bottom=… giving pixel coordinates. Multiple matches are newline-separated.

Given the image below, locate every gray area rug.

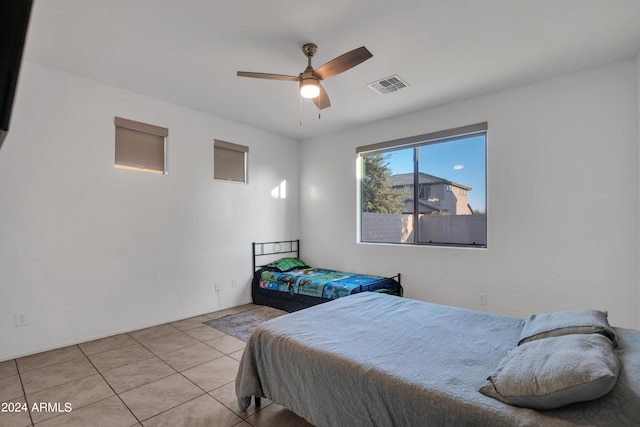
left=204, top=306, right=287, bottom=341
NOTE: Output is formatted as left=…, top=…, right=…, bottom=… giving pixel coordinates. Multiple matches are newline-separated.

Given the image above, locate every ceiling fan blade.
left=315, top=46, right=373, bottom=80
left=237, top=71, right=299, bottom=81
left=312, top=83, right=331, bottom=110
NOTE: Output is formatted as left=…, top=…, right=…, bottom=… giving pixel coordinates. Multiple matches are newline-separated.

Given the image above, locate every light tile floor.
left=0, top=304, right=313, bottom=427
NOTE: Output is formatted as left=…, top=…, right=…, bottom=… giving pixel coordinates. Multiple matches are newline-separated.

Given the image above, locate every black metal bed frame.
left=252, top=239, right=300, bottom=272
left=252, top=239, right=401, bottom=285
left=251, top=239, right=402, bottom=311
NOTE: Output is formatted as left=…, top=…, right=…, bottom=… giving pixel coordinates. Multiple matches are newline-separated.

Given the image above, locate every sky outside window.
left=385, top=134, right=486, bottom=212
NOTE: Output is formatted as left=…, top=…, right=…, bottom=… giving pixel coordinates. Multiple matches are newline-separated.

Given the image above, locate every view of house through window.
left=359, top=123, right=487, bottom=247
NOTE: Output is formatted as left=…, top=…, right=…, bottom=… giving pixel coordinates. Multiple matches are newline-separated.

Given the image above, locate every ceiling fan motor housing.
left=302, top=43, right=318, bottom=58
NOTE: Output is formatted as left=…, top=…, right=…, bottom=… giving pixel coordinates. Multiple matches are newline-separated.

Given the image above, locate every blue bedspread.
left=237, top=293, right=640, bottom=426
left=259, top=268, right=386, bottom=299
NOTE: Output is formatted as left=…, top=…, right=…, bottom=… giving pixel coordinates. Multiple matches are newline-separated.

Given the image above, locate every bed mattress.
left=236, top=292, right=640, bottom=426
left=252, top=267, right=401, bottom=312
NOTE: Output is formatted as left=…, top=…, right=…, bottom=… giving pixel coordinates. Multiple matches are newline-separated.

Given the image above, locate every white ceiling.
left=24, top=0, right=640, bottom=141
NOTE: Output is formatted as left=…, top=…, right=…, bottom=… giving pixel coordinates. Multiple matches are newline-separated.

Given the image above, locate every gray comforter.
left=236, top=292, right=640, bottom=426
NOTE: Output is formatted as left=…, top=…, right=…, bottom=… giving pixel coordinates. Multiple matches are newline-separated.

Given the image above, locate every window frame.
left=357, top=122, right=487, bottom=248
left=214, top=139, right=249, bottom=184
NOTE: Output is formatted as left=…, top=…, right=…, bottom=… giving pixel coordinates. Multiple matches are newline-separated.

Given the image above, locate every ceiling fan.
left=237, top=43, right=373, bottom=111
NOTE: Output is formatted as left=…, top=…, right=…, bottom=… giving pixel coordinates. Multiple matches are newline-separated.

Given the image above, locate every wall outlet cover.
left=15, top=313, right=28, bottom=327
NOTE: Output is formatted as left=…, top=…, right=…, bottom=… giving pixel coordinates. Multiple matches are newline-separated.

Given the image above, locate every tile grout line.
left=175, top=372, right=256, bottom=424
left=135, top=391, right=206, bottom=424
left=15, top=358, right=35, bottom=427
left=171, top=320, right=248, bottom=419
left=77, top=339, right=143, bottom=425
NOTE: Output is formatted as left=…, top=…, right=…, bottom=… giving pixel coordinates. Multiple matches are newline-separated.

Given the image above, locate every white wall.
left=301, top=59, right=640, bottom=329
left=0, top=62, right=300, bottom=361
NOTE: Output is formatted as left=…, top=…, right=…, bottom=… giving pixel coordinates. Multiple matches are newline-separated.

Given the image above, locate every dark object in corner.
left=0, top=0, right=33, bottom=149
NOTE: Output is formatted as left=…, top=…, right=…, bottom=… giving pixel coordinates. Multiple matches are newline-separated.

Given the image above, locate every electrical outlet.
left=214, top=282, right=220, bottom=291
left=232, top=279, right=237, bottom=288
left=478, top=293, right=487, bottom=306
left=15, top=313, right=28, bottom=327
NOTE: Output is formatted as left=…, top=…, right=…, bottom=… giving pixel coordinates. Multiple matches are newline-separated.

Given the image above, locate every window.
left=358, top=123, right=487, bottom=247
left=114, top=117, right=168, bottom=174
left=214, top=139, right=248, bottom=183
left=418, top=184, right=430, bottom=200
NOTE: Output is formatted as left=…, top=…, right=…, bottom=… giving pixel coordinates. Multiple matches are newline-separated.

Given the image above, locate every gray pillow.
left=479, top=334, right=620, bottom=410
left=518, top=308, right=617, bottom=347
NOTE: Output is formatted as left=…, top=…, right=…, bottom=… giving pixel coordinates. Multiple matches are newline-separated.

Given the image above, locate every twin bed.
left=240, top=240, right=640, bottom=425
left=251, top=240, right=402, bottom=312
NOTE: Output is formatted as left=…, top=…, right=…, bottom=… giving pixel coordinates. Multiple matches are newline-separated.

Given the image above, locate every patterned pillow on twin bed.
left=264, top=257, right=310, bottom=272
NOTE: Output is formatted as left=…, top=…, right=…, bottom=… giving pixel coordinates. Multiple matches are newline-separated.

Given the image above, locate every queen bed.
left=236, top=292, right=640, bottom=426
left=251, top=240, right=402, bottom=312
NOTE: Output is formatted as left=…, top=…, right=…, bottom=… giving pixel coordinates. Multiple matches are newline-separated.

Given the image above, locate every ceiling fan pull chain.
left=299, top=94, right=303, bottom=126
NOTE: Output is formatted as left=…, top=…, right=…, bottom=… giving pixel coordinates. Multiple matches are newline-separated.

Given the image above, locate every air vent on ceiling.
left=367, top=75, right=410, bottom=95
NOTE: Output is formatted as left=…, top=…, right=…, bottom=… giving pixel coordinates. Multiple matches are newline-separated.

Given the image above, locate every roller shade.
left=114, top=117, right=168, bottom=174
left=214, top=139, right=248, bottom=183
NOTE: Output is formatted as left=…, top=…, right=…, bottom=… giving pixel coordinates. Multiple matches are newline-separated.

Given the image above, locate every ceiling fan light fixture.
left=300, top=78, right=320, bottom=98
